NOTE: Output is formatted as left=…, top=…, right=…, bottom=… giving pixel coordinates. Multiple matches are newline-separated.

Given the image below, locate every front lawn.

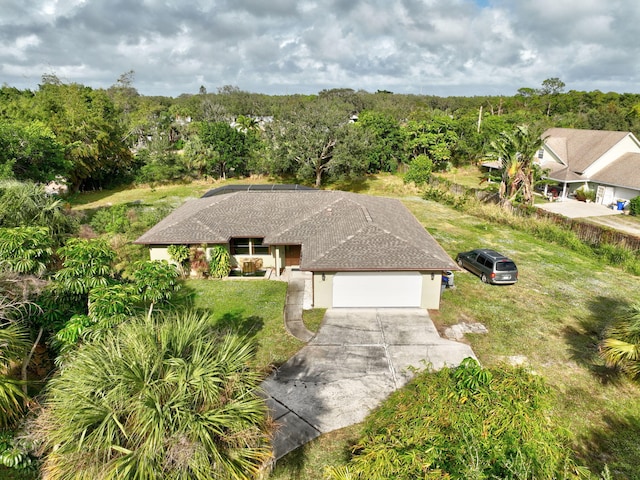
left=186, top=279, right=300, bottom=371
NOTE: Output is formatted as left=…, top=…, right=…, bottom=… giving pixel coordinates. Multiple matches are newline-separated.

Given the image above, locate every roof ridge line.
left=269, top=193, right=348, bottom=238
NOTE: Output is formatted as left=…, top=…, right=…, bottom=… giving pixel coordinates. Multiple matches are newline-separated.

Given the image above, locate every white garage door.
left=332, top=271, right=422, bottom=308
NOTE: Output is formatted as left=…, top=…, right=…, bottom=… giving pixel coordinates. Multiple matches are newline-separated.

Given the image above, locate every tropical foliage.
left=208, top=245, right=231, bottom=279
left=32, top=311, right=272, bottom=480
left=600, top=304, right=640, bottom=380
left=325, top=359, right=585, bottom=479
left=485, top=125, right=545, bottom=207
left=0, top=181, right=77, bottom=245
left=0, top=227, right=53, bottom=276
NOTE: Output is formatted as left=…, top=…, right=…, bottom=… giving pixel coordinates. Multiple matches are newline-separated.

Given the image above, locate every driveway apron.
left=262, top=308, right=476, bottom=459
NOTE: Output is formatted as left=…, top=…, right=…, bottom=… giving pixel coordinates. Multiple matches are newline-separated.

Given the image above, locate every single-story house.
left=537, top=128, right=640, bottom=204
left=134, top=185, right=458, bottom=310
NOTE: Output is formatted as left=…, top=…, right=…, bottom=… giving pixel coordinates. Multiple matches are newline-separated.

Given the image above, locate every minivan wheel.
left=481, top=273, right=488, bottom=283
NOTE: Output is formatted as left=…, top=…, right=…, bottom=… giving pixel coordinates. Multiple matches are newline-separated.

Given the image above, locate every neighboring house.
left=134, top=185, right=458, bottom=310
left=538, top=128, right=640, bottom=204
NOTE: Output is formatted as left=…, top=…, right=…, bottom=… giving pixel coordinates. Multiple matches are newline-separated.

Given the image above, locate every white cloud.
left=0, top=0, right=638, bottom=96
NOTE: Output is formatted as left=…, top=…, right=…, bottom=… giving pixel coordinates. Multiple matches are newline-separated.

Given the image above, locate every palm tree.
left=0, top=319, right=29, bottom=428
left=33, top=311, right=272, bottom=479
left=486, top=125, right=544, bottom=208
left=600, top=303, right=640, bottom=380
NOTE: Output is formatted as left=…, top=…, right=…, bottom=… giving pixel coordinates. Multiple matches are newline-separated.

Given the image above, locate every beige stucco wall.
left=420, top=272, right=442, bottom=310
left=149, top=246, right=172, bottom=262
left=313, top=272, right=334, bottom=308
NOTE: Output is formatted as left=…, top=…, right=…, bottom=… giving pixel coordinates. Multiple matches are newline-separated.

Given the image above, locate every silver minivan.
left=455, top=249, right=518, bottom=285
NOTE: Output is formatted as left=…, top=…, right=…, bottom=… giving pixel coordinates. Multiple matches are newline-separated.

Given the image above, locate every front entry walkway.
left=262, top=308, right=476, bottom=459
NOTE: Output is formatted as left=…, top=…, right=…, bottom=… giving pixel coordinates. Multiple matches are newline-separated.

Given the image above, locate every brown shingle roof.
left=135, top=190, right=457, bottom=271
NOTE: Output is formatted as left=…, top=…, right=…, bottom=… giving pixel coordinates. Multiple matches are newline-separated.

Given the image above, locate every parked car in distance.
left=455, top=249, right=518, bottom=285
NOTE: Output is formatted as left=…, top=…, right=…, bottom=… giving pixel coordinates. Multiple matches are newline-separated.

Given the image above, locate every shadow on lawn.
left=575, top=413, right=640, bottom=478
left=563, top=295, right=631, bottom=384
left=216, top=311, right=264, bottom=338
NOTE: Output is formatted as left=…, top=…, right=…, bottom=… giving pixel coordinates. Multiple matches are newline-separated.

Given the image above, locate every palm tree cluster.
left=32, top=311, right=272, bottom=480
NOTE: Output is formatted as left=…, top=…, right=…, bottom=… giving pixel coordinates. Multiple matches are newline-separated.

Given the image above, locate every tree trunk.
left=22, top=327, right=43, bottom=396
left=315, top=168, right=323, bottom=188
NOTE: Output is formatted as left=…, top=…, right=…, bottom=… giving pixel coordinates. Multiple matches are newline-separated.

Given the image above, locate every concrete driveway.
left=537, top=198, right=623, bottom=219
left=262, top=308, right=476, bottom=459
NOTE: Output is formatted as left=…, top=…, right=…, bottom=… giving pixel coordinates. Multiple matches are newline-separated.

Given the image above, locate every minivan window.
left=484, top=258, right=493, bottom=268
left=496, top=261, right=516, bottom=271
left=477, top=255, right=487, bottom=264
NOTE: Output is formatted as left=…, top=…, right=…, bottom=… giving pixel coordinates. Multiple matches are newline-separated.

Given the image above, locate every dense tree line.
left=2, top=75, right=640, bottom=191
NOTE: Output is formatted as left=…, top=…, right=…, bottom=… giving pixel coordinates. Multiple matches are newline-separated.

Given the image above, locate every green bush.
left=597, top=243, right=633, bottom=265
left=575, top=186, right=596, bottom=202
left=208, top=245, right=231, bottom=279
left=326, top=359, right=586, bottom=479
left=89, top=204, right=132, bottom=234
left=0, top=431, right=34, bottom=472
left=167, top=244, right=190, bottom=265
left=404, top=154, right=433, bottom=186
left=629, top=196, right=640, bottom=216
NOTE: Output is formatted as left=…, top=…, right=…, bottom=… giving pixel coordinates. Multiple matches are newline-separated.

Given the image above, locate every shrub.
left=629, top=196, right=640, bottom=216
left=574, top=186, right=595, bottom=202
left=404, top=154, right=433, bottom=186
left=0, top=431, right=34, bottom=471
left=89, top=204, right=131, bottom=234
left=600, top=304, right=640, bottom=380
left=167, top=244, right=190, bottom=265
left=326, top=359, right=586, bottom=479
left=189, top=245, right=209, bottom=278
left=209, top=245, right=231, bottom=279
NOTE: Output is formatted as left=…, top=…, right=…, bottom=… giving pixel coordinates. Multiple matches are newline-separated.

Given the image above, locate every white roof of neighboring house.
left=540, top=128, right=640, bottom=189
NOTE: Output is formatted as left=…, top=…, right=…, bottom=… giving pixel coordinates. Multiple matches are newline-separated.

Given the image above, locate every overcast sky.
left=2, top=0, right=639, bottom=98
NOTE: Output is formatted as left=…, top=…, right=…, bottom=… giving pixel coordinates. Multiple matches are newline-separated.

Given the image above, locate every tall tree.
left=539, top=77, right=566, bottom=117
left=267, top=98, right=352, bottom=187
left=486, top=125, right=545, bottom=208
left=199, top=121, right=253, bottom=179
left=30, top=80, right=133, bottom=191
left=0, top=121, right=69, bottom=183
left=356, top=111, right=404, bottom=173
left=32, top=311, right=271, bottom=479
left=403, top=116, right=459, bottom=171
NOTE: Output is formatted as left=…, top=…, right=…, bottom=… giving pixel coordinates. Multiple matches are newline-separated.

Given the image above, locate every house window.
left=252, top=238, right=270, bottom=255
left=230, top=238, right=269, bottom=255
left=537, top=149, right=544, bottom=159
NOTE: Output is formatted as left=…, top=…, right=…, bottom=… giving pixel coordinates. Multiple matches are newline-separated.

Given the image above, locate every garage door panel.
left=333, top=272, right=421, bottom=308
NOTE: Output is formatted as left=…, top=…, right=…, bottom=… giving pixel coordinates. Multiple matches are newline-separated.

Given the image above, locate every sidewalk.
left=282, top=269, right=314, bottom=342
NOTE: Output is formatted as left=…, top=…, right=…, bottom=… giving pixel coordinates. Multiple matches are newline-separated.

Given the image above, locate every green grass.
left=434, top=166, right=488, bottom=188
left=185, top=279, right=301, bottom=372
left=302, top=309, right=326, bottom=333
